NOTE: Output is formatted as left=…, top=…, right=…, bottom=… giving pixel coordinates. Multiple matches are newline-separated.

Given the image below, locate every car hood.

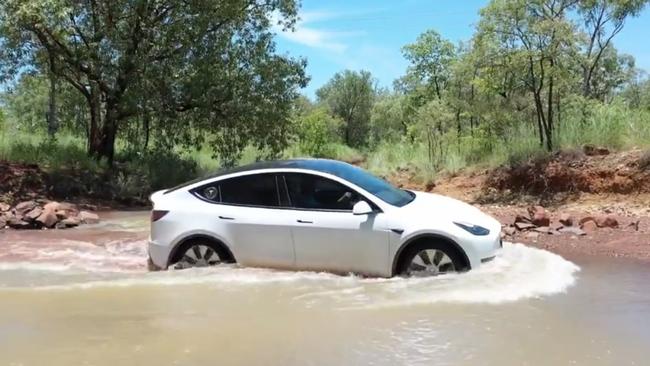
left=397, top=191, right=501, bottom=231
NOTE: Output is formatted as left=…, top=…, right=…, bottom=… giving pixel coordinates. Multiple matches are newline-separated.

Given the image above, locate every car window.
left=283, top=173, right=361, bottom=211
left=197, top=173, right=280, bottom=207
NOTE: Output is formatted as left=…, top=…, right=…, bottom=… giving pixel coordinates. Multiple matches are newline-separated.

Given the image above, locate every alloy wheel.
left=174, top=244, right=222, bottom=269
left=407, top=249, right=456, bottom=276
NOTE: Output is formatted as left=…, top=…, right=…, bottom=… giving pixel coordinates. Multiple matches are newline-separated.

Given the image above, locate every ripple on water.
left=0, top=243, right=580, bottom=307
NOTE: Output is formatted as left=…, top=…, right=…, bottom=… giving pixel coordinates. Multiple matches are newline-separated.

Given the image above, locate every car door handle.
left=219, top=215, right=235, bottom=220
left=297, top=219, right=313, bottom=224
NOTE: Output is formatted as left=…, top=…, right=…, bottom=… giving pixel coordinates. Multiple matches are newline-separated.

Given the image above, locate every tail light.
left=151, top=210, right=169, bottom=222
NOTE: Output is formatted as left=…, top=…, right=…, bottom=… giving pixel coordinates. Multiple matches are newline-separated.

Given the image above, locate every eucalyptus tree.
left=0, top=0, right=307, bottom=164
left=316, top=70, right=375, bottom=147
left=476, top=0, right=579, bottom=151
left=577, top=0, right=649, bottom=98
left=396, top=30, right=456, bottom=104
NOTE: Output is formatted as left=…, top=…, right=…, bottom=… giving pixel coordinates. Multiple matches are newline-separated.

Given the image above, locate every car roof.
left=165, top=158, right=356, bottom=193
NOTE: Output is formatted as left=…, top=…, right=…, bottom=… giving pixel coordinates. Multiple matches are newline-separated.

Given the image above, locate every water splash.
left=2, top=242, right=580, bottom=306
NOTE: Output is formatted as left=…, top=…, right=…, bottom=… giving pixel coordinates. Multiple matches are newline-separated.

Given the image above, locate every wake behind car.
left=148, top=159, right=502, bottom=277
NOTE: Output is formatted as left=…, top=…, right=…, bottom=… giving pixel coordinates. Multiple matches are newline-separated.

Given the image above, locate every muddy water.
left=0, top=212, right=649, bottom=366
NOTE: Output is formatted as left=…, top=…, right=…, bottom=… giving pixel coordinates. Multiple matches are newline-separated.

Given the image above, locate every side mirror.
left=352, top=200, right=373, bottom=215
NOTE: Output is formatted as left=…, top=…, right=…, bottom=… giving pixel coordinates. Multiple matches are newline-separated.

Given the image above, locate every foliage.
left=2, top=0, right=650, bottom=200
left=369, top=93, right=409, bottom=146
left=293, top=108, right=344, bottom=157
left=2, top=74, right=48, bottom=132
left=316, top=70, right=375, bottom=147
left=396, top=29, right=456, bottom=103
left=0, top=0, right=307, bottom=164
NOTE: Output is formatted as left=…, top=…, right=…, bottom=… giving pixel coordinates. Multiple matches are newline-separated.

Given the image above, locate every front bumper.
left=464, top=233, right=502, bottom=269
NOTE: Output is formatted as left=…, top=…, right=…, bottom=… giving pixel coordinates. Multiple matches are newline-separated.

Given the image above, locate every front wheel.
left=173, top=241, right=227, bottom=270
left=397, top=242, right=465, bottom=277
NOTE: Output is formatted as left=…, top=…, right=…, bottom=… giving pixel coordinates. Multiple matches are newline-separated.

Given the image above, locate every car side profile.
left=148, top=159, right=502, bottom=277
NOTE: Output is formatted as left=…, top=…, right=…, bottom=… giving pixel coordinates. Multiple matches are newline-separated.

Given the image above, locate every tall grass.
left=557, top=100, right=650, bottom=149
left=365, top=102, right=650, bottom=183
left=1, top=100, right=648, bottom=195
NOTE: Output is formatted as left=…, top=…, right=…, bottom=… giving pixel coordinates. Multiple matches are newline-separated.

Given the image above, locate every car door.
left=281, top=173, right=391, bottom=276
left=196, top=173, right=295, bottom=269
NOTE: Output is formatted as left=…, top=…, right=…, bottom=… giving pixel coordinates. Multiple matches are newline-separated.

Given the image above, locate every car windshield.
left=311, top=161, right=415, bottom=207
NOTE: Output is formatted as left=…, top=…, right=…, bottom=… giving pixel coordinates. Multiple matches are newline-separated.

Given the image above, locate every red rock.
left=55, top=209, right=69, bottom=219
left=579, top=216, right=596, bottom=225
left=515, top=214, right=532, bottom=224
left=595, top=214, right=618, bottom=228
left=534, top=226, right=551, bottom=234
left=528, top=206, right=550, bottom=227
left=37, top=210, right=58, bottom=228
left=7, top=217, right=32, bottom=229
left=79, top=211, right=99, bottom=224
left=515, top=222, right=536, bottom=231
left=559, top=213, right=574, bottom=226
left=0, top=217, right=6, bottom=229
left=43, top=201, right=61, bottom=212
left=15, top=201, right=37, bottom=215
left=503, top=226, right=517, bottom=236
left=61, top=216, right=81, bottom=227
left=24, top=207, right=43, bottom=221
left=0, top=203, right=10, bottom=212
left=559, top=227, right=586, bottom=236
left=581, top=220, right=598, bottom=233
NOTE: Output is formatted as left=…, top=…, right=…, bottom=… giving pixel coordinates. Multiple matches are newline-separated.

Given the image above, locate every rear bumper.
left=148, top=239, right=171, bottom=270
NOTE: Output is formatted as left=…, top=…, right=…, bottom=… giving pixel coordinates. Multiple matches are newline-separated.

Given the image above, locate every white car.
left=148, top=159, right=502, bottom=277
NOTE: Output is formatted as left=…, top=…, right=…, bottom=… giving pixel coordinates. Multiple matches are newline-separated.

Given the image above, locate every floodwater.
left=0, top=212, right=649, bottom=366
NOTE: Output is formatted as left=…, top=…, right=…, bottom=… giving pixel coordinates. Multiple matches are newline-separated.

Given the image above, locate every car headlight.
left=454, top=221, right=490, bottom=236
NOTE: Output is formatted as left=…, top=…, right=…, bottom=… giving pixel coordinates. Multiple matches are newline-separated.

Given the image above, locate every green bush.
left=114, top=148, right=199, bottom=200
left=294, top=108, right=344, bottom=157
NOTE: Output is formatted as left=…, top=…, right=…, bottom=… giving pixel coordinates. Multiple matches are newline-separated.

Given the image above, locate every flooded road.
left=1, top=212, right=649, bottom=365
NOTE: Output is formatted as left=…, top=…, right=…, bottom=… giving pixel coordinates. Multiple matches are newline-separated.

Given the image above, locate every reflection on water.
left=0, top=211, right=649, bottom=365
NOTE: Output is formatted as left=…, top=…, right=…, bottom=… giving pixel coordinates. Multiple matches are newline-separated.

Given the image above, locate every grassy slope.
left=1, top=101, right=648, bottom=204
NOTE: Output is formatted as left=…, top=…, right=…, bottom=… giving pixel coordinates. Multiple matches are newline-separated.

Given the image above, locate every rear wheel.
left=172, top=240, right=230, bottom=270
left=397, top=241, right=465, bottom=277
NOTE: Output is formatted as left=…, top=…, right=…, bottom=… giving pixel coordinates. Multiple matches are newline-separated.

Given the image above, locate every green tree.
left=396, top=30, right=456, bottom=103
left=621, top=72, right=650, bottom=110
left=476, top=0, right=578, bottom=151
left=369, top=93, right=409, bottom=145
left=411, top=99, right=454, bottom=168
left=294, top=107, right=343, bottom=157
left=0, top=0, right=307, bottom=164
left=578, top=0, right=649, bottom=98
left=2, top=73, right=49, bottom=132
left=316, top=70, right=375, bottom=147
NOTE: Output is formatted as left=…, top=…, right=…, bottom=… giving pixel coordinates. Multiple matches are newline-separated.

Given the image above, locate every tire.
left=171, top=239, right=232, bottom=270
left=396, top=241, right=466, bottom=277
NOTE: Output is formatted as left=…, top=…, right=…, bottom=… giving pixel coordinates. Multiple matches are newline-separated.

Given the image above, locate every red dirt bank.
left=387, top=148, right=650, bottom=262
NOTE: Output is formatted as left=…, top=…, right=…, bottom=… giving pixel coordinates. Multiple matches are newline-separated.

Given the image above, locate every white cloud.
left=272, top=10, right=362, bottom=54
left=279, top=27, right=348, bottom=53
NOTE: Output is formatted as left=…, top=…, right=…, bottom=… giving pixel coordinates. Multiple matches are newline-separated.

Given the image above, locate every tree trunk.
left=534, top=93, right=545, bottom=148
left=545, top=64, right=555, bottom=151
left=86, top=88, right=118, bottom=165
left=46, top=54, right=58, bottom=137
left=143, top=110, right=150, bottom=150
left=581, top=66, right=591, bottom=98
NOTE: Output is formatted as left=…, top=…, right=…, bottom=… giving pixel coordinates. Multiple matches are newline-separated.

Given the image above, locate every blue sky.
left=273, top=0, right=650, bottom=99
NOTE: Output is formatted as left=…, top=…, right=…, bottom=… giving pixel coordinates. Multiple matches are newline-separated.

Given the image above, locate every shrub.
left=294, top=108, right=344, bottom=157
